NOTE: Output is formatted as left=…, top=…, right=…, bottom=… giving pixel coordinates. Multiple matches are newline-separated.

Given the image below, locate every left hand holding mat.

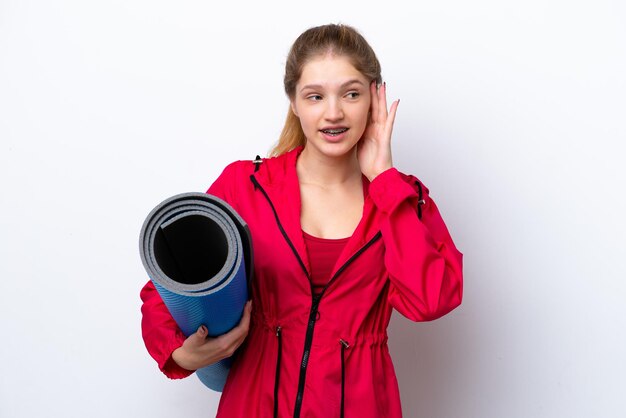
left=172, top=300, right=252, bottom=371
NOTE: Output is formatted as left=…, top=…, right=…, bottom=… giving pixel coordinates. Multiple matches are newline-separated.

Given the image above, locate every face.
left=290, top=54, right=371, bottom=159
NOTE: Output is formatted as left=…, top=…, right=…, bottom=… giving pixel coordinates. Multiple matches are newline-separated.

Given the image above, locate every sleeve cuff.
left=368, top=168, right=419, bottom=214
left=159, top=331, right=195, bottom=379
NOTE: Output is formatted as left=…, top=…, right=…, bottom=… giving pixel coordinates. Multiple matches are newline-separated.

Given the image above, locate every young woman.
left=140, top=23, right=463, bottom=417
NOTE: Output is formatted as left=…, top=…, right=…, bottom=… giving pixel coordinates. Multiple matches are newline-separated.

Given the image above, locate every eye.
left=346, top=91, right=360, bottom=99
left=306, top=94, right=323, bottom=101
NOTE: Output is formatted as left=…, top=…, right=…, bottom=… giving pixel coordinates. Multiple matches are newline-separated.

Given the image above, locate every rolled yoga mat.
left=139, top=192, right=252, bottom=391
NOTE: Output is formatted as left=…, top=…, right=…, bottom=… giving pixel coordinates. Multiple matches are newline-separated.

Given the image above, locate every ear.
left=290, top=100, right=299, bottom=117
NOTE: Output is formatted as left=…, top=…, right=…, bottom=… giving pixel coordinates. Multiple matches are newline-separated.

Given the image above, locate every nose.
left=324, top=98, right=344, bottom=121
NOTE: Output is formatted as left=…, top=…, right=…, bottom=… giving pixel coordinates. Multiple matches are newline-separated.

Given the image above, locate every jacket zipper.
left=274, top=325, right=282, bottom=418
left=339, top=339, right=350, bottom=418
left=294, top=233, right=381, bottom=418
left=250, top=175, right=310, bottom=280
left=250, top=174, right=382, bottom=418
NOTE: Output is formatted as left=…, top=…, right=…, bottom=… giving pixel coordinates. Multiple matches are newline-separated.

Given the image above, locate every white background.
left=1, top=1, right=625, bottom=417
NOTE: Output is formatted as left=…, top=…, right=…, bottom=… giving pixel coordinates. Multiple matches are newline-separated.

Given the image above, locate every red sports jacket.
left=140, top=145, right=463, bottom=417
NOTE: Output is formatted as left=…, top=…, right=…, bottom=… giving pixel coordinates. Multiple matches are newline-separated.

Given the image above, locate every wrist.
left=367, top=165, right=393, bottom=182
left=172, top=346, right=197, bottom=371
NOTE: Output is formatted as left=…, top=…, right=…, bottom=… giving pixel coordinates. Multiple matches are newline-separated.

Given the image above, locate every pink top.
left=302, top=230, right=350, bottom=295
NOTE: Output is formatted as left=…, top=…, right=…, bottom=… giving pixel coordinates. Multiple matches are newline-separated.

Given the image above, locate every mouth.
left=319, top=127, right=349, bottom=137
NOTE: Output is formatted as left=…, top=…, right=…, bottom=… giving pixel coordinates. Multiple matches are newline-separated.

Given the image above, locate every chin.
left=315, top=141, right=358, bottom=158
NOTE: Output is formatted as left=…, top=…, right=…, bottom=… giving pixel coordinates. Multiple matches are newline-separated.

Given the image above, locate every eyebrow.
left=299, top=79, right=365, bottom=93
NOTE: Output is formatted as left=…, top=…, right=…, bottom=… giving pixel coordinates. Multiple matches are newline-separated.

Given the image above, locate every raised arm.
left=368, top=167, right=463, bottom=321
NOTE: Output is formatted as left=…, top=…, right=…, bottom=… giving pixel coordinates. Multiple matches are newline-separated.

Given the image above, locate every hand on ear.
left=357, top=80, right=399, bottom=181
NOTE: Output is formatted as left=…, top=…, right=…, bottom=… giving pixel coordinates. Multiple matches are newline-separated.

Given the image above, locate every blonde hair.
left=269, top=23, right=383, bottom=157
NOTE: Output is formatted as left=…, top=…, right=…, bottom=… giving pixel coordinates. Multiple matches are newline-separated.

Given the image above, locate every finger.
left=214, top=327, right=246, bottom=354
left=378, top=82, right=389, bottom=122
left=369, top=80, right=379, bottom=123
left=384, top=99, right=400, bottom=141
left=240, top=300, right=252, bottom=327
left=388, top=99, right=399, bottom=122
left=234, top=301, right=252, bottom=338
left=233, top=303, right=253, bottom=345
left=189, top=325, right=208, bottom=346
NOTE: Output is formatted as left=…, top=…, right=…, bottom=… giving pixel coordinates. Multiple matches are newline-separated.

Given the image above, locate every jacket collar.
left=250, top=145, right=381, bottom=281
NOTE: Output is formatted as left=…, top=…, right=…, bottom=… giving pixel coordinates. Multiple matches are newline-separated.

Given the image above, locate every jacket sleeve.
left=139, top=161, right=242, bottom=379
left=368, top=167, right=464, bottom=322
left=140, top=281, right=194, bottom=379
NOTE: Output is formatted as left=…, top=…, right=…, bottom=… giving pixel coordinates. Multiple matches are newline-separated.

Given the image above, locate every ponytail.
left=269, top=108, right=306, bottom=157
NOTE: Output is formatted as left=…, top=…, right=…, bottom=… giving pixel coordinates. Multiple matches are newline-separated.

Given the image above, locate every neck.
left=296, top=144, right=362, bottom=188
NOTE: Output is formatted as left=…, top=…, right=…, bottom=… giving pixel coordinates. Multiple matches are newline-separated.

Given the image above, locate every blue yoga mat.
left=139, top=192, right=252, bottom=391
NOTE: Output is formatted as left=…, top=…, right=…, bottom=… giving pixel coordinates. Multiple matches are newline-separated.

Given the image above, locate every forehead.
left=297, top=54, right=367, bottom=88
